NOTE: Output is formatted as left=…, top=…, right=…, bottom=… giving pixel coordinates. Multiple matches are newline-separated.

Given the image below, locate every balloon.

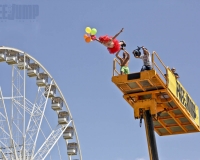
left=85, top=27, right=91, bottom=34
left=85, top=37, right=92, bottom=43
left=90, top=28, right=97, bottom=35
left=91, top=35, right=96, bottom=40
left=84, top=34, right=88, bottom=39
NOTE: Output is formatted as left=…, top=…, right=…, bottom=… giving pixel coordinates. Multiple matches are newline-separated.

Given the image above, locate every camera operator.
left=134, top=46, right=152, bottom=71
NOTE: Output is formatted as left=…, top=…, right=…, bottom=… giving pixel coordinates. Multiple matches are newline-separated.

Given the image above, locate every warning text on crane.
left=167, top=69, right=199, bottom=125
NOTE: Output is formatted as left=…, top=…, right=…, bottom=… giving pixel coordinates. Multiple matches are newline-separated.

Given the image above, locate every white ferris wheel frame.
left=0, top=46, right=82, bottom=160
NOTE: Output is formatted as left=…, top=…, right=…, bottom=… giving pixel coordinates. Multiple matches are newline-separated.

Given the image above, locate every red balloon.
left=91, top=35, right=96, bottom=40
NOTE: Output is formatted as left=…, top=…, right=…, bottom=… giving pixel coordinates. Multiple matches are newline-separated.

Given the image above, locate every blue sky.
left=1, top=0, right=200, bottom=160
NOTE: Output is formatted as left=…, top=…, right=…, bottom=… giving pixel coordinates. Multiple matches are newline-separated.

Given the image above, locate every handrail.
left=113, top=58, right=120, bottom=76
left=152, top=51, right=167, bottom=84
left=152, top=51, right=167, bottom=69
left=153, top=62, right=166, bottom=79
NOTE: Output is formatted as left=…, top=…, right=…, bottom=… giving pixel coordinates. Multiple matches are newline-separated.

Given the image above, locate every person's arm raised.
left=142, top=46, right=150, bottom=56
left=95, top=38, right=102, bottom=44
left=115, top=50, right=122, bottom=61
left=112, top=28, right=124, bottom=40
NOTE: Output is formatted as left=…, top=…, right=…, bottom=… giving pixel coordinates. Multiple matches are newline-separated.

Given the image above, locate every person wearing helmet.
left=171, top=67, right=179, bottom=79
left=135, top=46, right=152, bottom=71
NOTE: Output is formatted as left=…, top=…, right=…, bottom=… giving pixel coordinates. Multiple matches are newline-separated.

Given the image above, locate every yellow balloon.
left=85, top=27, right=91, bottom=34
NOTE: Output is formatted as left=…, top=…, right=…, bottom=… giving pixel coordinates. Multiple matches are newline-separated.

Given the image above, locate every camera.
left=132, top=46, right=142, bottom=58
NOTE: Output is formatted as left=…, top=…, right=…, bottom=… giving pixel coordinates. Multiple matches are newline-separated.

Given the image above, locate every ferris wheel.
left=0, top=46, right=82, bottom=160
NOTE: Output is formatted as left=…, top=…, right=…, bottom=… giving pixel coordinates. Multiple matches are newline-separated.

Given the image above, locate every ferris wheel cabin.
left=67, top=142, right=78, bottom=155
left=6, top=50, right=19, bottom=65
left=63, top=126, right=74, bottom=139
left=0, top=49, right=7, bottom=62
left=44, top=84, right=56, bottom=98
left=58, top=111, right=69, bottom=124
left=27, top=63, right=40, bottom=77
left=112, top=51, right=200, bottom=136
left=51, top=97, right=63, bottom=110
left=36, top=73, right=48, bottom=87
left=17, top=55, right=30, bottom=70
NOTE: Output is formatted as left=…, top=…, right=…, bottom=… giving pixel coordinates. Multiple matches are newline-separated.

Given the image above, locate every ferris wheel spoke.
left=0, top=140, right=13, bottom=156
left=25, top=114, right=47, bottom=149
left=43, top=115, right=53, bottom=131
left=31, top=81, right=54, bottom=157
left=12, top=99, right=31, bottom=115
left=25, top=81, right=53, bottom=157
left=56, top=141, right=62, bottom=160
left=25, top=98, right=35, bottom=114
left=0, top=148, right=8, bottom=160
left=33, top=121, right=71, bottom=160
left=11, top=65, right=26, bottom=160
left=12, top=84, right=23, bottom=97
left=12, top=123, right=23, bottom=136
left=12, top=103, right=23, bottom=118
left=25, top=86, right=44, bottom=155
left=0, top=126, right=10, bottom=137
left=0, top=88, right=19, bottom=160
left=13, top=67, right=23, bottom=80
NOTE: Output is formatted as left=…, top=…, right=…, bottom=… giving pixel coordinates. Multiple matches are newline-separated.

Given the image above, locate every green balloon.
left=90, top=28, right=97, bottom=35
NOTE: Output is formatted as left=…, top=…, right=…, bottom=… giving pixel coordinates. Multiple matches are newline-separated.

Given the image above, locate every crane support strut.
left=144, top=110, right=159, bottom=160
